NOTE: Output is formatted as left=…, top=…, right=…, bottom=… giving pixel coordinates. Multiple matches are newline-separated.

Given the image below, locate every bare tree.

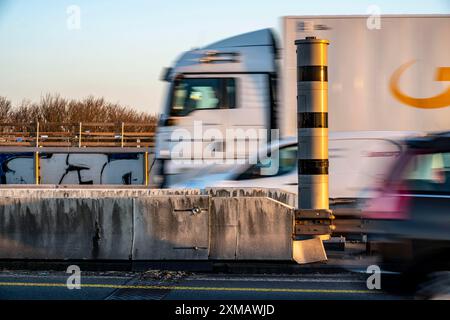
left=0, top=96, right=12, bottom=121
left=0, top=94, right=158, bottom=133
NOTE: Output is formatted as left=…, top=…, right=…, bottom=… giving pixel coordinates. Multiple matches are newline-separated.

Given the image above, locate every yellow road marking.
left=0, top=281, right=379, bottom=294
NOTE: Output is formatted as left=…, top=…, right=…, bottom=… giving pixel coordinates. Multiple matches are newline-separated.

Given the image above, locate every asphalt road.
left=0, top=270, right=405, bottom=300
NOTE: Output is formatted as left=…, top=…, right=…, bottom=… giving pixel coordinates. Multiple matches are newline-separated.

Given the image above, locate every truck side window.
left=170, top=78, right=236, bottom=116
left=225, top=78, right=236, bottom=109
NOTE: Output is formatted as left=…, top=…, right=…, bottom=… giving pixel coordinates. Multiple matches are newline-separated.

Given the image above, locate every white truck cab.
left=156, top=29, right=279, bottom=185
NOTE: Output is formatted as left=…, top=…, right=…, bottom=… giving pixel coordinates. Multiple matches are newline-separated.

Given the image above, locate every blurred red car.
left=363, top=132, right=450, bottom=298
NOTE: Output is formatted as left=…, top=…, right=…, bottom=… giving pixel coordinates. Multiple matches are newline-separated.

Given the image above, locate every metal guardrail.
left=330, top=199, right=366, bottom=241
left=0, top=122, right=155, bottom=148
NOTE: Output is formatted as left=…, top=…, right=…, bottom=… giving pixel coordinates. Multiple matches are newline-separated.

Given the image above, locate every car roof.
left=405, top=131, right=450, bottom=151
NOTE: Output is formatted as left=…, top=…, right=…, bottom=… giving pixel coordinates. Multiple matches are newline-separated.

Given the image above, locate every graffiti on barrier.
left=0, top=153, right=146, bottom=185
left=0, top=153, right=35, bottom=184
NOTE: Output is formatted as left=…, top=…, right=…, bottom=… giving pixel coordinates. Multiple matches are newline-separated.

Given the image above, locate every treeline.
left=0, top=94, right=158, bottom=132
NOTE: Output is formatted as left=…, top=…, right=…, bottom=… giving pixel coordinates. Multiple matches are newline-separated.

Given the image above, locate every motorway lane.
left=0, top=271, right=405, bottom=300
left=0, top=272, right=134, bottom=300
left=163, top=274, right=402, bottom=300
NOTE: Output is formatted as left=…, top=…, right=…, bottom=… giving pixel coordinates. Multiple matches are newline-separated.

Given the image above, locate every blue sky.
left=0, top=0, right=449, bottom=114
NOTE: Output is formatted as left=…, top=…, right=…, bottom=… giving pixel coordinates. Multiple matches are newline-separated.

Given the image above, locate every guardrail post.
left=78, top=122, right=82, bottom=148
left=34, top=151, right=40, bottom=184
left=35, top=121, right=40, bottom=184
left=35, top=121, right=39, bottom=148
left=144, top=151, right=149, bottom=186
left=121, top=122, right=125, bottom=148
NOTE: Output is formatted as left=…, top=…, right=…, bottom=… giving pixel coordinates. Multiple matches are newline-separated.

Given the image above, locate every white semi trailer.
left=155, top=15, right=450, bottom=198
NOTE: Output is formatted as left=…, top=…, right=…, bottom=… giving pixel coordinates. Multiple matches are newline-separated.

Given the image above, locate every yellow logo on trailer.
left=390, top=61, right=450, bottom=109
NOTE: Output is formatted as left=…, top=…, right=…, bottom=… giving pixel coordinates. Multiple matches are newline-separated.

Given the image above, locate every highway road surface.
left=0, top=270, right=406, bottom=300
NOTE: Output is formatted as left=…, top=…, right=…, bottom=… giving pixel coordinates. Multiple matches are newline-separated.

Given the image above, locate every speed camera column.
left=295, top=36, right=330, bottom=211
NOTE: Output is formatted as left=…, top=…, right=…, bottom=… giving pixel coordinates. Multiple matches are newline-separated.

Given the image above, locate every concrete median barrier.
left=133, top=196, right=210, bottom=260
left=0, top=187, right=201, bottom=198
left=236, top=197, right=294, bottom=260
left=209, top=196, right=294, bottom=260
left=209, top=197, right=239, bottom=259
left=205, top=187, right=297, bottom=207
left=0, top=187, right=326, bottom=263
left=0, top=197, right=133, bottom=259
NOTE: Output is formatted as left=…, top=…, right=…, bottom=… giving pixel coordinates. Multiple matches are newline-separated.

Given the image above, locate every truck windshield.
left=170, top=78, right=235, bottom=116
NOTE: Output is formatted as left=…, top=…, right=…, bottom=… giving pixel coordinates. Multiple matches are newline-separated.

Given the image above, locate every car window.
left=236, top=145, right=297, bottom=180
left=400, top=151, right=450, bottom=194
left=170, top=78, right=236, bottom=116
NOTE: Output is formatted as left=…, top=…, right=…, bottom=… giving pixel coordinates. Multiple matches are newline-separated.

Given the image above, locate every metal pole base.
left=293, top=238, right=327, bottom=264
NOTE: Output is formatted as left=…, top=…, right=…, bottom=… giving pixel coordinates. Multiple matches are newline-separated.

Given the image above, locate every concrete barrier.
left=209, top=197, right=294, bottom=260
left=0, top=197, right=133, bottom=259
left=235, top=197, right=293, bottom=260
left=0, top=187, right=325, bottom=262
left=133, top=196, right=210, bottom=260
left=0, top=187, right=201, bottom=198
left=0, top=151, right=155, bottom=186
left=205, top=187, right=297, bottom=207
left=209, top=197, right=239, bottom=259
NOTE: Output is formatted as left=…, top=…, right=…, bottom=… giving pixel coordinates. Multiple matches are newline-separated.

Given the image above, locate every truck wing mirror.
left=160, top=67, right=173, bottom=82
